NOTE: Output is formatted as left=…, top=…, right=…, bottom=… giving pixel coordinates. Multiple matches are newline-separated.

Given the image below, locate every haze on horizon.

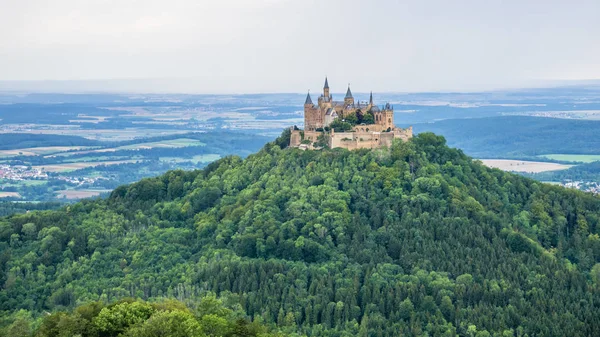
left=1, top=0, right=599, bottom=94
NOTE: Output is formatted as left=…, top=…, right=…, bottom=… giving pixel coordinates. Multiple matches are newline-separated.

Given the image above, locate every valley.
left=1, top=86, right=599, bottom=203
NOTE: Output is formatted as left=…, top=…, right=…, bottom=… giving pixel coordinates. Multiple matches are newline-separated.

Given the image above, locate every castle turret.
left=304, top=91, right=313, bottom=106
left=304, top=91, right=322, bottom=131
left=344, top=85, right=354, bottom=106
left=323, top=77, right=330, bottom=98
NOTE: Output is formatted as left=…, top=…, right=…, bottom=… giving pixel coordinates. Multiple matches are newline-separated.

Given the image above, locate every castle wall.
left=327, top=126, right=413, bottom=150
left=290, top=130, right=302, bottom=147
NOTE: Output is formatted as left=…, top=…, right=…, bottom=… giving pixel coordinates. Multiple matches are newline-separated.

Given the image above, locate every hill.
left=1, top=133, right=600, bottom=336
left=411, top=116, right=600, bottom=157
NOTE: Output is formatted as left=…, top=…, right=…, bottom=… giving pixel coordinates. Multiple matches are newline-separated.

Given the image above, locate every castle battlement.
left=290, top=77, right=413, bottom=150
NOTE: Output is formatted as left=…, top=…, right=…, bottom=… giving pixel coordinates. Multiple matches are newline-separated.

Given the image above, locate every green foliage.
left=314, top=133, right=329, bottom=148
left=329, top=110, right=376, bottom=132
left=6, top=298, right=279, bottom=337
left=1, top=132, right=600, bottom=336
left=328, top=118, right=353, bottom=132
left=361, top=111, right=375, bottom=125
left=273, top=128, right=291, bottom=150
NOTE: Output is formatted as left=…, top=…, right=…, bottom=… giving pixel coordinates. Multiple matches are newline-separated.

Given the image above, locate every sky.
left=0, top=0, right=599, bottom=93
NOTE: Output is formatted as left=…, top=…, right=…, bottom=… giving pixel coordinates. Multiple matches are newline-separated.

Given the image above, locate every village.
left=0, top=164, right=48, bottom=180
left=560, top=180, right=600, bottom=194
left=0, top=164, right=105, bottom=186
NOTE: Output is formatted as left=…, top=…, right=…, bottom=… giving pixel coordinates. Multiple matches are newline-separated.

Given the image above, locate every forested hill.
left=2, top=132, right=600, bottom=336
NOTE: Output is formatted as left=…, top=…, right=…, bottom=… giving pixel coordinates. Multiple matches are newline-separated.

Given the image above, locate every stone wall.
left=290, top=130, right=302, bottom=147
left=291, top=122, right=413, bottom=151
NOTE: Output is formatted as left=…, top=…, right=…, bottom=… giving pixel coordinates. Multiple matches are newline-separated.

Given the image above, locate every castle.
left=290, top=78, right=412, bottom=150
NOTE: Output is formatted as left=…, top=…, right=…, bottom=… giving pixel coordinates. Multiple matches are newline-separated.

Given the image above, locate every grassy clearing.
left=479, top=159, right=573, bottom=173
left=538, top=154, right=600, bottom=163
left=55, top=189, right=111, bottom=199
left=160, top=154, right=221, bottom=164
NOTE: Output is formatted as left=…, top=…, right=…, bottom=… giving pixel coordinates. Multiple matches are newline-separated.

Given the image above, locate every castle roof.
left=345, top=86, right=353, bottom=99
left=324, top=108, right=338, bottom=117
left=324, top=77, right=329, bottom=89
left=305, top=92, right=313, bottom=105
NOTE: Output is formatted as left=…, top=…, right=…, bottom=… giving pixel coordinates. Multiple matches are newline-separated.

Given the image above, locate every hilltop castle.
left=290, top=77, right=412, bottom=150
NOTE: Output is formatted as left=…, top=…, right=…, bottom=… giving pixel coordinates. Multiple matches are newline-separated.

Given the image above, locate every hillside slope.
left=1, top=133, right=600, bottom=336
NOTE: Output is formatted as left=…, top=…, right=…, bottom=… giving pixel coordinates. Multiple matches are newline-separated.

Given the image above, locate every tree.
left=398, top=298, right=414, bottom=321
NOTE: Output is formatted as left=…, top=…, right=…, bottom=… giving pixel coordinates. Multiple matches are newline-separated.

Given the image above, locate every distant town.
left=560, top=180, right=600, bottom=194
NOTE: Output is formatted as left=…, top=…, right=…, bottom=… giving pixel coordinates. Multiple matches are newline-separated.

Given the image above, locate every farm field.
left=0, top=179, right=46, bottom=187
left=0, top=192, right=21, bottom=198
left=0, top=128, right=192, bottom=141
left=55, top=189, right=111, bottom=199
left=479, top=159, right=573, bottom=173
left=538, top=154, right=600, bottom=163
left=159, top=154, right=221, bottom=164
left=34, top=160, right=142, bottom=172
left=117, top=138, right=204, bottom=150
left=0, top=146, right=95, bottom=158
left=49, top=138, right=205, bottom=157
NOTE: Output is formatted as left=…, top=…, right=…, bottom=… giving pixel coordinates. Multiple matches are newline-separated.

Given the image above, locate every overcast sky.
left=1, top=0, right=599, bottom=93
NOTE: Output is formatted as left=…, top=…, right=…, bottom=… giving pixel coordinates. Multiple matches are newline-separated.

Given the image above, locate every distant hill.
left=412, top=116, right=600, bottom=157
left=1, top=133, right=600, bottom=336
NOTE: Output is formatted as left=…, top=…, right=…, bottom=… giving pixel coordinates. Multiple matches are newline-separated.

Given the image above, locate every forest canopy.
left=1, top=132, right=600, bottom=336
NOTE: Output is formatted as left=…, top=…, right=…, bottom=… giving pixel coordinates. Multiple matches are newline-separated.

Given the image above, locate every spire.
left=345, top=84, right=353, bottom=99
left=305, top=91, right=313, bottom=105
left=323, top=77, right=329, bottom=89
left=369, top=91, right=373, bottom=104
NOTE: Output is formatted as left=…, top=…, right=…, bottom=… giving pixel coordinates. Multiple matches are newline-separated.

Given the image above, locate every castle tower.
left=382, top=103, right=394, bottom=130
left=323, top=77, right=330, bottom=99
left=304, top=91, right=315, bottom=130
left=344, top=85, right=354, bottom=106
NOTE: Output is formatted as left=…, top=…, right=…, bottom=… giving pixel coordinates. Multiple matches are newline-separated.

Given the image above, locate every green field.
left=0, top=179, right=47, bottom=187
left=116, top=138, right=205, bottom=150
left=61, top=155, right=144, bottom=163
left=538, top=154, right=600, bottom=163
left=51, top=138, right=205, bottom=158
left=160, top=154, right=221, bottom=164
left=0, top=146, right=97, bottom=158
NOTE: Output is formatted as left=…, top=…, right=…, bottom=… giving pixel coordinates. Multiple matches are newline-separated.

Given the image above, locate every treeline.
left=0, top=296, right=287, bottom=337
left=523, top=160, right=600, bottom=182
left=413, top=116, right=600, bottom=157
left=0, top=202, right=62, bottom=217
left=0, top=134, right=99, bottom=150
left=1, top=133, right=600, bottom=336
